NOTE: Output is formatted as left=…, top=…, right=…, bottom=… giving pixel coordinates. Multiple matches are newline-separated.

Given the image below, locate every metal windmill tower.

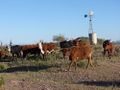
left=88, top=10, right=94, bottom=34
left=84, top=10, right=97, bottom=45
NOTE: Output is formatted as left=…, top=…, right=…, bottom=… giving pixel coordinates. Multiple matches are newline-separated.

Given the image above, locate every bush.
left=0, top=64, right=8, bottom=71
left=77, top=61, right=87, bottom=68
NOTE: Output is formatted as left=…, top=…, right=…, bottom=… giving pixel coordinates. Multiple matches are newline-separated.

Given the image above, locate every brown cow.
left=103, top=42, right=114, bottom=59
left=0, top=50, right=9, bottom=59
left=68, top=44, right=93, bottom=71
left=61, top=40, right=90, bottom=59
left=38, top=42, right=57, bottom=59
left=21, top=44, right=39, bottom=51
left=103, top=40, right=114, bottom=59
left=60, top=48, right=71, bottom=59
left=42, top=43, right=57, bottom=53
left=21, top=44, right=41, bottom=59
left=8, top=42, right=42, bottom=59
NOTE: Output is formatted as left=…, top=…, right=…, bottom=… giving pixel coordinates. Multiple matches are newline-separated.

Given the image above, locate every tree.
left=53, top=34, right=66, bottom=42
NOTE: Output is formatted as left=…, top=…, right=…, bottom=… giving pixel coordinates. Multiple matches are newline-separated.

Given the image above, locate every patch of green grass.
left=0, top=63, right=8, bottom=71
left=77, top=61, right=87, bottom=68
left=0, top=76, right=4, bottom=87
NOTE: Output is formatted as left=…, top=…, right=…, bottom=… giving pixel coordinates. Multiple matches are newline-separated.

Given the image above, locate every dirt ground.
left=0, top=57, right=120, bottom=90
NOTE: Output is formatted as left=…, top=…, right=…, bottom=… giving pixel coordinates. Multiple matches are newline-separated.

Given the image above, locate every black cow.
left=59, top=39, right=81, bottom=59
left=60, top=40, right=74, bottom=48
left=103, top=40, right=111, bottom=55
left=59, top=38, right=81, bottom=49
left=103, top=40, right=110, bottom=49
left=8, top=45, right=22, bottom=59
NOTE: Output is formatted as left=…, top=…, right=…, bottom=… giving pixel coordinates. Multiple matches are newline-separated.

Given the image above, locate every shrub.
left=77, top=61, right=87, bottom=68
left=0, top=64, right=8, bottom=71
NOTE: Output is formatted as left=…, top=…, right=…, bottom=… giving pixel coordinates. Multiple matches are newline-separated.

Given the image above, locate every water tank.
left=89, top=32, right=97, bottom=45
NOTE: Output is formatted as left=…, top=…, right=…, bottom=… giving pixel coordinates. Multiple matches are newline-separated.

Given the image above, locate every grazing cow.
left=103, top=40, right=114, bottom=59
left=68, top=44, right=93, bottom=71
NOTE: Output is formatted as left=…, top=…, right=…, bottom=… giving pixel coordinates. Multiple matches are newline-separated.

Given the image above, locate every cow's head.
left=38, top=41, right=44, bottom=54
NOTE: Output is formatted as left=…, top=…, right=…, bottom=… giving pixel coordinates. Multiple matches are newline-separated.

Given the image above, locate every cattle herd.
left=0, top=38, right=116, bottom=71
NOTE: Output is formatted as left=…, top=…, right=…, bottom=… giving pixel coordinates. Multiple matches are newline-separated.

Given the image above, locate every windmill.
left=84, top=10, right=97, bottom=45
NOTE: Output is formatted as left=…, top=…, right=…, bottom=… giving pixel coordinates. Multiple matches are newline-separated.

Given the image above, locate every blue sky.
left=0, top=0, right=120, bottom=44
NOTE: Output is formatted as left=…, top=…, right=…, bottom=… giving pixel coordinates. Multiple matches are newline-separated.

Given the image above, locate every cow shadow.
left=0, top=64, right=59, bottom=73
left=77, top=80, right=120, bottom=87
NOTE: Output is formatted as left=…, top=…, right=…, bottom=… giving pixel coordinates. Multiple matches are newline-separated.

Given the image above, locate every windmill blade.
left=84, top=14, right=88, bottom=18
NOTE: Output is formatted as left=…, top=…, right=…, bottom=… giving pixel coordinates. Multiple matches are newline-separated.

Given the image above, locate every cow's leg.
left=20, top=51, right=26, bottom=60
left=0, top=55, right=1, bottom=60
left=103, top=49, right=106, bottom=56
left=20, top=51, right=24, bottom=61
left=68, top=61, right=74, bottom=71
left=90, top=58, right=93, bottom=67
left=86, top=57, right=91, bottom=69
left=23, top=53, right=27, bottom=60
left=86, top=55, right=93, bottom=69
left=74, top=61, right=77, bottom=71
left=12, top=54, right=17, bottom=61
left=108, top=50, right=112, bottom=59
left=63, top=53, right=66, bottom=59
left=12, top=53, right=15, bottom=61
left=41, top=53, right=46, bottom=60
left=42, top=54, right=45, bottom=60
left=86, top=59, right=90, bottom=69
left=16, top=53, right=20, bottom=60
left=43, top=52, right=47, bottom=60
left=39, top=53, right=43, bottom=59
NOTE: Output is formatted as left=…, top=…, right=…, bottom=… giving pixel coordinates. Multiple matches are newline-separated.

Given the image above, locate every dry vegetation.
left=0, top=44, right=120, bottom=90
